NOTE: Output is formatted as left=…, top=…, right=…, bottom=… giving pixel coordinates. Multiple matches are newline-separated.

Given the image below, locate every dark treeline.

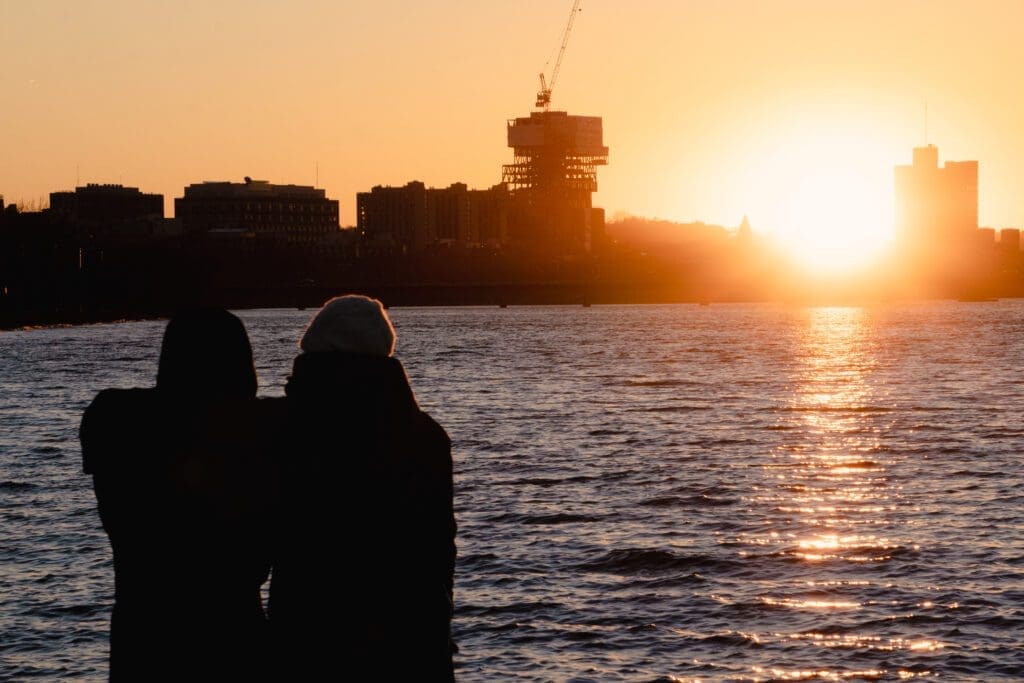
left=2, top=204, right=1022, bottom=329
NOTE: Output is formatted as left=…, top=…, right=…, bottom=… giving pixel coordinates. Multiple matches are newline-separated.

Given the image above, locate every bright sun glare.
left=739, top=126, right=896, bottom=275
left=777, top=167, right=892, bottom=273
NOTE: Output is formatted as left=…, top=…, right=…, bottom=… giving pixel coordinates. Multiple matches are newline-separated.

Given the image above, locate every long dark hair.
left=156, top=307, right=257, bottom=399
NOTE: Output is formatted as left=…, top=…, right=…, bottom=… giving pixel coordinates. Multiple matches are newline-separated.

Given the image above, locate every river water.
left=2, top=303, right=1023, bottom=681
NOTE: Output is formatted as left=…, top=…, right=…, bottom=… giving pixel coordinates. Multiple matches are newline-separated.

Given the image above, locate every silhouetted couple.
left=80, top=296, right=456, bottom=681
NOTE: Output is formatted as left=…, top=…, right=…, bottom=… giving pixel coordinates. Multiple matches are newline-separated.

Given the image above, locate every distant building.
left=502, top=111, right=608, bottom=252
left=356, top=181, right=428, bottom=254
left=464, top=184, right=511, bottom=247
left=737, top=215, right=753, bottom=243
left=999, top=228, right=1020, bottom=252
left=894, top=145, right=978, bottom=249
left=357, top=110, right=610, bottom=256
left=175, top=178, right=339, bottom=243
left=357, top=181, right=509, bottom=254
left=50, top=184, right=164, bottom=224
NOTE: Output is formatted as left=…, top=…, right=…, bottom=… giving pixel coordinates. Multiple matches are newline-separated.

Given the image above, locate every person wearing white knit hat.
left=299, top=294, right=396, bottom=357
left=271, top=294, right=455, bottom=680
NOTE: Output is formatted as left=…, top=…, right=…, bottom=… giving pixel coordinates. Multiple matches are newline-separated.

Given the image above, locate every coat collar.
left=285, top=352, right=418, bottom=412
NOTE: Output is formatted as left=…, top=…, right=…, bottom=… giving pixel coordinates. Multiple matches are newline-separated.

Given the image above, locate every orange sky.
left=3, top=0, right=1024, bottom=238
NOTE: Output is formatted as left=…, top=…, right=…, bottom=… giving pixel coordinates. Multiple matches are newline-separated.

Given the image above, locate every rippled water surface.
left=2, top=303, right=1024, bottom=681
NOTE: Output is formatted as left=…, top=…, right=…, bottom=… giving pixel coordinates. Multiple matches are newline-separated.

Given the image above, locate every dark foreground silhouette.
left=81, top=300, right=456, bottom=680
left=271, top=296, right=456, bottom=679
left=81, top=309, right=278, bottom=681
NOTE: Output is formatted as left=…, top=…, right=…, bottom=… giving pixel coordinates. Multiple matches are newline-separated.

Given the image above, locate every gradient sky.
left=4, top=0, right=1024, bottom=237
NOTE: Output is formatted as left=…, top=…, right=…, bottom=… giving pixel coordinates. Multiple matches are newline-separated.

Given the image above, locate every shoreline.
left=2, top=292, right=1015, bottom=332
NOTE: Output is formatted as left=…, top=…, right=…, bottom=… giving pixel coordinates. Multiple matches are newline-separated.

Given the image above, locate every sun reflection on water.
left=767, top=307, right=892, bottom=561
left=729, top=307, right=939, bottom=678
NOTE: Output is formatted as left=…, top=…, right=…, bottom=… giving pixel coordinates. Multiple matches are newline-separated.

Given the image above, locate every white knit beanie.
left=299, top=295, right=396, bottom=356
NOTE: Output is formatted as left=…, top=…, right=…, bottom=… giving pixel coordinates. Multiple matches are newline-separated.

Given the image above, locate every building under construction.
left=502, top=110, right=608, bottom=252
left=356, top=110, right=608, bottom=256
left=358, top=2, right=607, bottom=255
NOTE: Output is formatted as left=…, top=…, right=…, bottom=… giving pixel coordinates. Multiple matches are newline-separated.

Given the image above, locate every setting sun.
left=778, top=166, right=892, bottom=272
left=729, top=125, right=897, bottom=274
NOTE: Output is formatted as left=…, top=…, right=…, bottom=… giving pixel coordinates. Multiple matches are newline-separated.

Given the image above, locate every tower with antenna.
left=894, top=143, right=978, bottom=250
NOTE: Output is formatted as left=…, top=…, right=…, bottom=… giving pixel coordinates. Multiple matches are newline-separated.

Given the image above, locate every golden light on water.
left=727, top=307, right=949, bottom=680
left=780, top=633, right=945, bottom=653
left=748, top=667, right=934, bottom=681
left=794, top=534, right=899, bottom=562
left=750, top=668, right=886, bottom=681
left=671, top=629, right=945, bottom=654
left=582, top=304, right=958, bottom=683
left=797, top=535, right=841, bottom=550
left=780, top=307, right=892, bottom=561
left=759, top=597, right=861, bottom=609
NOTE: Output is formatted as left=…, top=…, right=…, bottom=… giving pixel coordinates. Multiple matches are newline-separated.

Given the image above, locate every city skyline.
left=4, top=1, right=1024, bottom=248
left=4, top=140, right=1002, bottom=280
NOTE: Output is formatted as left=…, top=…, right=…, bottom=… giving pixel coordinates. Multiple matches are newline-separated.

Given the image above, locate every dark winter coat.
left=270, top=352, right=455, bottom=679
left=80, top=388, right=280, bottom=681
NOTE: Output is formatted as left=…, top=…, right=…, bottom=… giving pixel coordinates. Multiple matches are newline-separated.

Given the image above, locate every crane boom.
left=535, top=0, right=582, bottom=110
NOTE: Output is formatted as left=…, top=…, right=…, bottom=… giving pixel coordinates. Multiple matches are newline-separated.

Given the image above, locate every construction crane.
left=535, top=0, right=582, bottom=111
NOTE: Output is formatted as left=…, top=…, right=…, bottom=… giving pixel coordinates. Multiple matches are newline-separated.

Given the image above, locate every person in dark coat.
left=80, top=308, right=279, bottom=681
left=270, top=295, right=456, bottom=680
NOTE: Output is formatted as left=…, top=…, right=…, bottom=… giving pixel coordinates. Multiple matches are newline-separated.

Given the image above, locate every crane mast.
left=535, top=0, right=582, bottom=111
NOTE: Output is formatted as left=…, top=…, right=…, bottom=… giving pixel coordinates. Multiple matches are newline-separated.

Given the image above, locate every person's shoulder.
left=86, top=387, right=153, bottom=411
left=413, top=410, right=452, bottom=466
left=414, top=410, right=449, bottom=444
left=82, top=387, right=156, bottom=430
left=80, top=388, right=155, bottom=474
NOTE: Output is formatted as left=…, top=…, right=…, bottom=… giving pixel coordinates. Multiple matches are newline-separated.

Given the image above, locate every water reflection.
left=741, top=308, right=891, bottom=558
left=778, top=307, right=890, bottom=562
left=732, top=307, right=943, bottom=676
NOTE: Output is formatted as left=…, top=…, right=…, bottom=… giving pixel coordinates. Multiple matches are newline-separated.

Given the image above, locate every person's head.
left=299, top=295, right=395, bottom=357
left=156, top=307, right=257, bottom=399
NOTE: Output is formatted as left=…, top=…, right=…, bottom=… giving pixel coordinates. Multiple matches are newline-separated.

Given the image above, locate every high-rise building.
left=501, top=111, right=608, bottom=252
left=894, top=145, right=978, bottom=249
left=175, top=178, right=339, bottom=243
